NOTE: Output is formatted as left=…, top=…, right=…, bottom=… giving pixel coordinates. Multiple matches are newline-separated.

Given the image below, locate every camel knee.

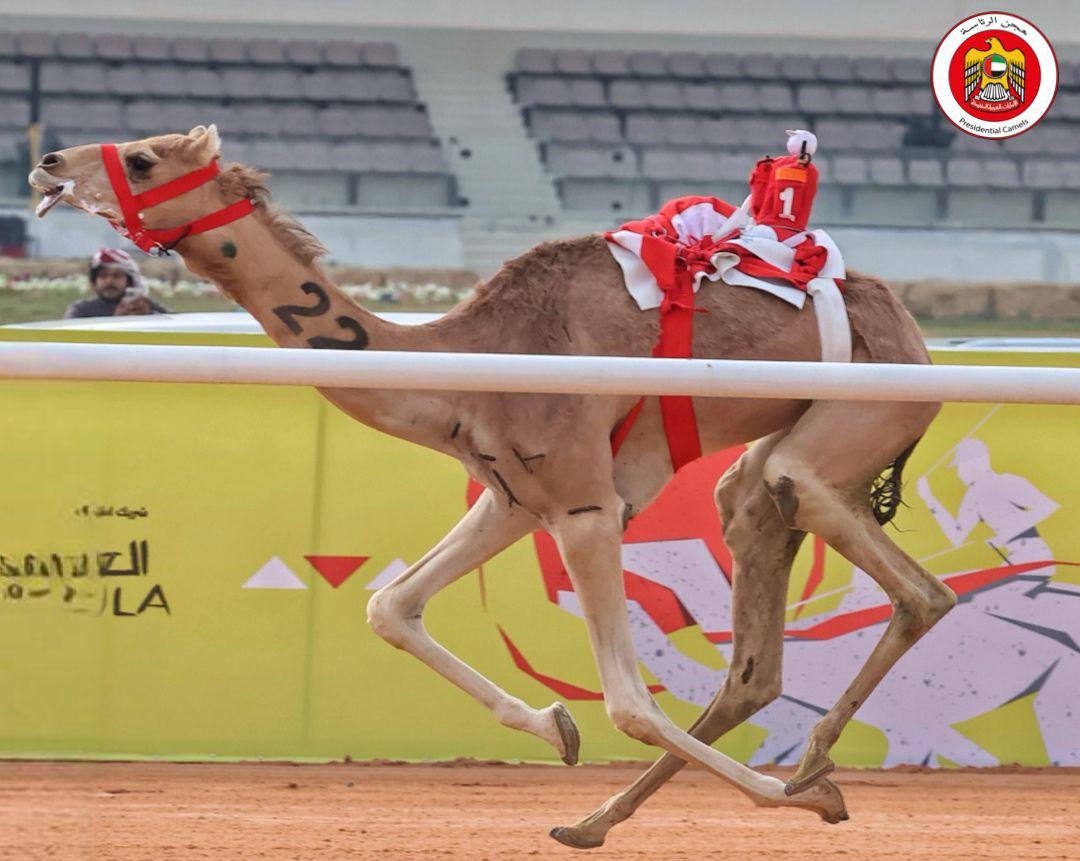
left=606, top=699, right=662, bottom=746
left=899, top=580, right=957, bottom=632
left=760, top=453, right=812, bottom=527
left=724, top=656, right=782, bottom=719
left=366, top=586, right=419, bottom=649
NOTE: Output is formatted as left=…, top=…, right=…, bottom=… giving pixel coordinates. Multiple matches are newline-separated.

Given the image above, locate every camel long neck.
left=176, top=214, right=461, bottom=451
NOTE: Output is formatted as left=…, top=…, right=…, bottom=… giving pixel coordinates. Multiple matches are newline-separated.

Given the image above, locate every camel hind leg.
left=366, top=487, right=580, bottom=764
left=760, top=399, right=956, bottom=794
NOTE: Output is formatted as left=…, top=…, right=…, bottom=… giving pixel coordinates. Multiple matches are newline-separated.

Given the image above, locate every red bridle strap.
left=100, top=143, right=255, bottom=254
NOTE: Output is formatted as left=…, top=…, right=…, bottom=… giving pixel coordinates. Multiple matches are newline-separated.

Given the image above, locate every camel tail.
left=870, top=437, right=921, bottom=526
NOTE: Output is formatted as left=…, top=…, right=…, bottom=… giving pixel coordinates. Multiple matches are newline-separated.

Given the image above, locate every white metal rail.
left=0, top=342, right=1078, bottom=405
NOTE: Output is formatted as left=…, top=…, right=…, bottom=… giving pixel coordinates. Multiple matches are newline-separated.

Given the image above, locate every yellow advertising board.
left=1, top=324, right=1078, bottom=767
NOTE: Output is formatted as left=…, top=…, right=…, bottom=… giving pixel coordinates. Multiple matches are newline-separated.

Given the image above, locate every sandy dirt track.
left=1, top=761, right=1078, bottom=860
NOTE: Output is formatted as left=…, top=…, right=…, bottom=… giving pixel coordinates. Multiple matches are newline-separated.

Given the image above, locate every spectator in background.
left=64, top=248, right=170, bottom=318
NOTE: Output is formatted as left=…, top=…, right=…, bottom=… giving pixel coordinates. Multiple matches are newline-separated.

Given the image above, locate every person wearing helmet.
left=63, top=248, right=170, bottom=319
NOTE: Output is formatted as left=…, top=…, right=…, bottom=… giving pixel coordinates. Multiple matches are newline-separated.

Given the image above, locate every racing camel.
left=29, top=126, right=955, bottom=847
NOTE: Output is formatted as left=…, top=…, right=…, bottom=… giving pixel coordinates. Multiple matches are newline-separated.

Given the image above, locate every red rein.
left=100, top=143, right=254, bottom=254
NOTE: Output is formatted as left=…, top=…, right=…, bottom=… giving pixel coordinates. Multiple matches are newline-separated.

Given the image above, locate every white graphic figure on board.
left=915, top=437, right=1059, bottom=576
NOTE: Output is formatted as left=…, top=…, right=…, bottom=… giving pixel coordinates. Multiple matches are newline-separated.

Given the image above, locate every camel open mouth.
left=33, top=180, right=75, bottom=218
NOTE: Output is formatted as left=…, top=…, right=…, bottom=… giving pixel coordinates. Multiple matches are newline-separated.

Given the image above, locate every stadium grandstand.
left=2, top=3, right=1080, bottom=279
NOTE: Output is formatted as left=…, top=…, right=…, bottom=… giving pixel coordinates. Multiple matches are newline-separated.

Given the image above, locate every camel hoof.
left=784, top=759, right=835, bottom=796
left=551, top=703, right=580, bottom=766
left=549, top=826, right=605, bottom=849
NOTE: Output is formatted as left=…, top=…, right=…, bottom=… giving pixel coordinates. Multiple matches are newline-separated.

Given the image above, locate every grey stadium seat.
left=779, top=55, right=816, bottom=81
left=394, top=108, right=435, bottom=139
left=644, top=81, right=684, bottom=110
left=171, top=37, right=209, bottom=63
left=38, top=63, right=70, bottom=93
left=0, top=96, right=31, bottom=128
left=362, top=43, right=401, bottom=68
left=286, top=40, right=323, bottom=66
left=758, top=84, right=794, bottom=113
left=703, top=53, right=740, bottom=79
left=236, top=105, right=279, bottom=136
left=258, top=69, right=302, bottom=100
left=834, top=86, right=873, bottom=115
left=628, top=51, right=667, bottom=77
left=720, top=83, right=759, bottom=112
left=908, top=88, right=934, bottom=114
left=133, top=36, right=171, bottom=61
left=0, top=33, right=16, bottom=59
left=663, top=116, right=704, bottom=146
left=221, top=69, right=261, bottom=99
left=300, top=70, right=348, bottom=101
left=95, top=34, right=132, bottom=61
left=374, top=71, right=415, bottom=102
left=682, top=83, right=723, bottom=112
left=106, top=66, right=146, bottom=98
left=535, top=109, right=591, bottom=142
left=67, top=63, right=109, bottom=95
left=871, top=88, right=911, bottom=117
left=568, top=78, right=605, bottom=107
left=317, top=106, right=362, bottom=137
left=324, top=41, right=364, bottom=67
left=183, top=68, right=221, bottom=99
left=1022, top=159, right=1064, bottom=189
left=250, top=140, right=297, bottom=171
left=640, top=148, right=684, bottom=180
left=43, top=98, right=122, bottom=131
left=742, top=54, right=781, bottom=80
left=592, top=51, right=631, bottom=77
left=0, top=62, right=31, bottom=93
left=1054, top=93, right=1080, bottom=121
left=332, top=141, right=375, bottom=171
left=797, top=85, right=836, bottom=114
left=868, top=156, right=906, bottom=185
left=514, top=48, right=554, bottom=75
left=208, top=38, right=247, bottom=64
left=608, top=79, right=647, bottom=110
left=17, top=32, right=55, bottom=59
left=891, top=58, right=929, bottom=85
left=292, top=139, right=333, bottom=166
left=625, top=113, right=665, bottom=145
left=817, top=55, right=854, bottom=82
left=516, top=76, right=574, bottom=107
left=547, top=143, right=637, bottom=178
left=247, top=39, right=287, bottom=65
left=143, top=67, right=188, bottom=98
left=852, top=56, right=892, bottom=84
left=587, top=112, right=622, bottom=144
left=830, top=154, right=869, bottom=185
left=554, top=49, right=591, bottom=75
left=667, top=52, right=706, bottom=79
left=982, top=159, right=1021, bottom=187
left=56, top=33, right=95, bottom=60
left=735, top=117, right=784, bottom=148
left=701, top=118, right=739, bottom=147
left=908, top=157, right=945, bottom=186
left=815, top=118, right=905, bottom=150
left=276, top=104, right=319, bottom=135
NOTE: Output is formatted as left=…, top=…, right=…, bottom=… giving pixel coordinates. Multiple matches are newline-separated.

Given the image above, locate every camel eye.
left=127, top=154, right=153, bottom=173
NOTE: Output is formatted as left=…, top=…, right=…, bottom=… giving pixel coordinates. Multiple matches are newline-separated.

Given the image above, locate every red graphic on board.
left=304, top=555, right=370, bottom=588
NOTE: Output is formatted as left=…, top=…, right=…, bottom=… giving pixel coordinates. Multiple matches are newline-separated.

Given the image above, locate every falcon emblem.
left=963, top=36, right=1025, bottom=112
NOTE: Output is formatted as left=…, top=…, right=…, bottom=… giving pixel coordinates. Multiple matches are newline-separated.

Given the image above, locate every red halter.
left=100, top=143, right=255, bottom=254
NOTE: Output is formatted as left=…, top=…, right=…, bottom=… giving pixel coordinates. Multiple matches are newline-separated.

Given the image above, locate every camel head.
left=28, top=126, right=232, bottom=250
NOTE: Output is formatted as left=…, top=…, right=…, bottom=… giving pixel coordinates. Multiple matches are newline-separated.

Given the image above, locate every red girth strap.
left=100, top=143, right=254, bottom=254
left=610, top=238, right=703, bottom=472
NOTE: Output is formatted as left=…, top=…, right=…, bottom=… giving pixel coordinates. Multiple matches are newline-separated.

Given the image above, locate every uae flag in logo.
left=985, top=55, right=1008, bottom=77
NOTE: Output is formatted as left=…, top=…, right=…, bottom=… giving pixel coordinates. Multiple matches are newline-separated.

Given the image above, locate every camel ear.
left=186, top=124, right=221, bottom=160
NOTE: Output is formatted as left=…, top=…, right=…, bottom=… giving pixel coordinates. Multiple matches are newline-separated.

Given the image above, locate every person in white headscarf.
left=63, top=248, right=170, bottom=318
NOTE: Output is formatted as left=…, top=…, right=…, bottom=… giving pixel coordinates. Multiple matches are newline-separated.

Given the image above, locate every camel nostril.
left=40, top=152, right=62, bottom=168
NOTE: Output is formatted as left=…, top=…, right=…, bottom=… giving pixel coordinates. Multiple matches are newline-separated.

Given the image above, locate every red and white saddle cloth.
left=605, top=195, right=852, bottom=471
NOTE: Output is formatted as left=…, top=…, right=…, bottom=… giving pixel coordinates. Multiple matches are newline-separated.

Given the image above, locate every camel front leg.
left=546, top=496, right=846, bottom=824
left=366, top=487, right=580, bottom=764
